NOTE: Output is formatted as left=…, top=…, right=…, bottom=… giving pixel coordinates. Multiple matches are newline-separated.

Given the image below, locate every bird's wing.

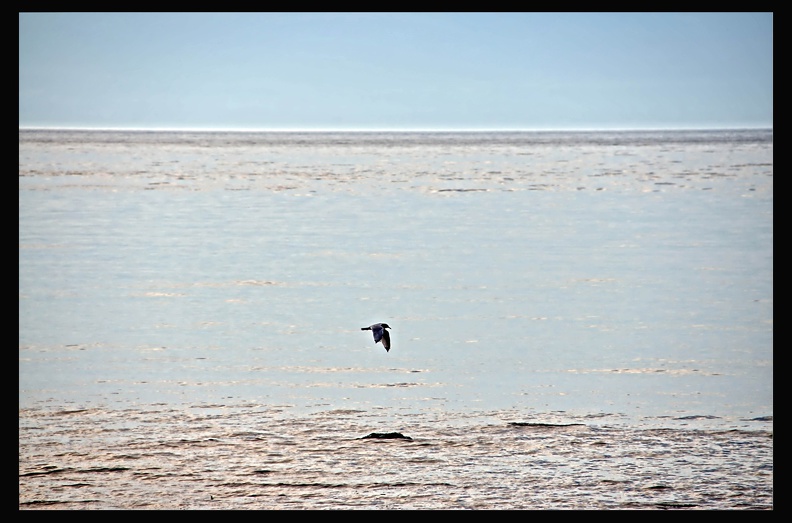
left=372, top=325, right=384, bottom=342
left=382, top=329, right=391, bottom=350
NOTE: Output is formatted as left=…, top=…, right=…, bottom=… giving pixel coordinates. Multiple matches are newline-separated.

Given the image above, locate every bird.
left=361, top=323, right=392, bottom=352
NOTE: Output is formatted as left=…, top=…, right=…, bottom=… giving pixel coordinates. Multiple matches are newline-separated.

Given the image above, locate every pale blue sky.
left=19, top=12, right=773, bottom=130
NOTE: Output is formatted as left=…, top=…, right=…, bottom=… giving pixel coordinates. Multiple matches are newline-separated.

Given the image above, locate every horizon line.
left=18, top=124, right=773, bottom=133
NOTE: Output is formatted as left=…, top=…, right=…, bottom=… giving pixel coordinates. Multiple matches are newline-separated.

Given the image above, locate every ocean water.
left=19, top=129, right=773, bottom=509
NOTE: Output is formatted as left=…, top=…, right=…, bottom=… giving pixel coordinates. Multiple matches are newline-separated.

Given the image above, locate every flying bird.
left=361, top=323, right=392, bottom=352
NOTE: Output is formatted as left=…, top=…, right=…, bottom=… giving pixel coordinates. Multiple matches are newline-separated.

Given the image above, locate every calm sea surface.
left=19, top=129, right=772, bottom=509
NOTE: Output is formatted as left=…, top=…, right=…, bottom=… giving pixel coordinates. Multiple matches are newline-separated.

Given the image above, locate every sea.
left=19, top=128, right=773, bottom=509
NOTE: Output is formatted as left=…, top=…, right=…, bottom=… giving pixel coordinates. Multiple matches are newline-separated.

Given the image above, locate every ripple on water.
left=19, top=403, right=772, bottom=510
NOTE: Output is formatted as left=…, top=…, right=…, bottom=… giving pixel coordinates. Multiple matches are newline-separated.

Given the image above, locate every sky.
left=19, top=12, right=773, bottom=131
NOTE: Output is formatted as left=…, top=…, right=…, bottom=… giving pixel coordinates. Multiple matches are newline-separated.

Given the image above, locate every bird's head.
left=381, top=323, right=392, bottom=330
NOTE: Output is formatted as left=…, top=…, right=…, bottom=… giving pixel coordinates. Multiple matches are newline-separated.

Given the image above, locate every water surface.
left=19, top=129, right=773, bottom=509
